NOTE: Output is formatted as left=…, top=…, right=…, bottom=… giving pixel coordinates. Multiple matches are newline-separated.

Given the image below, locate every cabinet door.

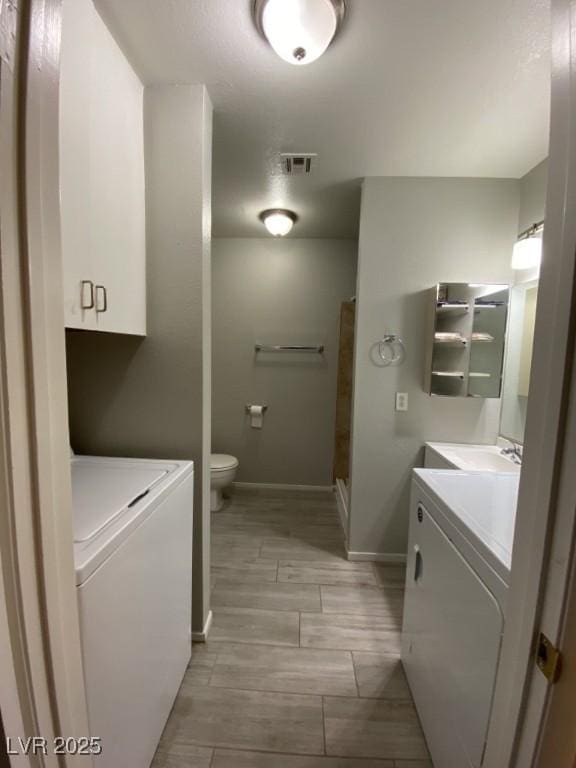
left=402, top=498, right=504, bottom=768
left=60, top=0, right=97, bottom=330
left=60, top=0, right=146, bottom=336
left=87, top=7, right=146, bottom=335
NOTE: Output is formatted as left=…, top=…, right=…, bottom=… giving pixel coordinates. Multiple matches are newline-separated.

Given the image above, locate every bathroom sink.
left=426, top=442, right=521, bottom=473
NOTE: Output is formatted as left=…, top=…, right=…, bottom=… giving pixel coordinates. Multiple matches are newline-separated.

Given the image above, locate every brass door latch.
left=536, top=632, right=562, bottom=684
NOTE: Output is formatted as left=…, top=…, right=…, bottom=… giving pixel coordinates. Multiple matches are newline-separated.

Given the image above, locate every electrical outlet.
left=396, top=392, right=408, bottom=412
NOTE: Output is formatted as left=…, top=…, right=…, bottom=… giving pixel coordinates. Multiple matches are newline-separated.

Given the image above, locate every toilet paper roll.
left=249, top=405, right=264, bottom=429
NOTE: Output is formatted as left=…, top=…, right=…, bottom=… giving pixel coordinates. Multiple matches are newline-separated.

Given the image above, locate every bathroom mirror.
left=499, top=278, right=539, bottom=442
left=426, top=282, right=509, bottom=398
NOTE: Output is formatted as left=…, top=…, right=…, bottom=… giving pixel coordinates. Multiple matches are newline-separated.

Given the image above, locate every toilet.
left=210, top=454, right=239, bottom=511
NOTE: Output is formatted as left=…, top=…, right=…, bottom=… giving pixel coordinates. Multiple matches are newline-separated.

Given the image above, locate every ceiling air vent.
left=280, top=153, right=317, bottom=175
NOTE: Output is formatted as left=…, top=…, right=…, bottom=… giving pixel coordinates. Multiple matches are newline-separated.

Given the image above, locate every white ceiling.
left=95, top=0, right=551, bottom=239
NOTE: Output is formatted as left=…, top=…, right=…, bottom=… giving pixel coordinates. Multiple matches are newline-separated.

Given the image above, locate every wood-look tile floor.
left=152, top=489, right=431, bottom=768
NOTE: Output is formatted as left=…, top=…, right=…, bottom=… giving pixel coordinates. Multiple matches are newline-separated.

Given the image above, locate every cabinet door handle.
left=95, top=285, right=108, bottom=313
left=80, top=280, right=94, bottom=309
left=414, top=545, right=423, bottom=582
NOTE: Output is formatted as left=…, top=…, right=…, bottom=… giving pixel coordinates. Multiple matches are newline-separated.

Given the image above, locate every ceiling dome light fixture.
left=260, top=208, right=298, bottom=236
left=511, top=221, right=544, bottom=270
left=254, top=0, right=346, bottom=66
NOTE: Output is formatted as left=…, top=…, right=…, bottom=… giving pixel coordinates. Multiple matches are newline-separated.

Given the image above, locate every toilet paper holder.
left=246, top=404, right=268, bottom=413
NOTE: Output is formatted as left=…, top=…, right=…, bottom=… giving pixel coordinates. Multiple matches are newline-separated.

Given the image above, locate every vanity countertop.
left=413, top=468, right=519, bottom=580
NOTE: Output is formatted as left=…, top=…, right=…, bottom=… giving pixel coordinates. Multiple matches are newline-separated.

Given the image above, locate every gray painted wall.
left=212, top=238, right=357, bottom=486
left=66, top=84, right=213, bottom=633
left=349, top=177, right=519, bottom=556
left=518, top=159, right=548, bottom=232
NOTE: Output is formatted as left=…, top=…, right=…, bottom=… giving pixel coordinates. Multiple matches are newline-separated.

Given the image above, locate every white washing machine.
left=71, top=455, right=194, bottom=768
left=402, top=468, right=518, bottom=768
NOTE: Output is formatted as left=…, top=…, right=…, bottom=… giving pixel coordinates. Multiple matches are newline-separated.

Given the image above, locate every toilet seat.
left=211, top=454, right=239, bottom=473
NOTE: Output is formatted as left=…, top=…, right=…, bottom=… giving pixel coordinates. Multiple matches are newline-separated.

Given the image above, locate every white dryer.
left=71, top=455, right=194, bottom=768
left=402, top=468, right=518, bottom=768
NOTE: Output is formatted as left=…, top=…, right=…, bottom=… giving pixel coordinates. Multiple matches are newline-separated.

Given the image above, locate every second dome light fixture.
left=260, top=209, right=298, bottom=237
left=254, top=0, right=346, bottom=66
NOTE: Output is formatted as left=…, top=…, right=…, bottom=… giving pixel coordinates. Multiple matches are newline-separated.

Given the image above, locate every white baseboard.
left=334, top=478, right=348, bottom=540
left=232, top=482, right=334, bottom=493
left=347, top=551, right=407, bottom=564
left=191, top=610, right=212, bottom=643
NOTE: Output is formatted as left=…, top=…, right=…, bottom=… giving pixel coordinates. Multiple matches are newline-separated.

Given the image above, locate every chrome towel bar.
left=255, top=344, right=324, bottom=353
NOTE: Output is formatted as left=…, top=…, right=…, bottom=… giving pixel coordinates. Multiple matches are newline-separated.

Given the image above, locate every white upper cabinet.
left=60, top=0, right=146, bottom=336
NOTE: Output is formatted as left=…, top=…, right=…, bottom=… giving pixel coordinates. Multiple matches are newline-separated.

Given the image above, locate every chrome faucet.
left=500, top=440, right=523, bottom=465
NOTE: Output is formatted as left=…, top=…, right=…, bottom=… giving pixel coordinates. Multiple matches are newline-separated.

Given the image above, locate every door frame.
left=0, top=0, right=91, bottom=763
left=534, top=545, right=576, bottom=766
left=2, top=0, right=576, bottom=767
left=484, top=1, right=576, bottom=765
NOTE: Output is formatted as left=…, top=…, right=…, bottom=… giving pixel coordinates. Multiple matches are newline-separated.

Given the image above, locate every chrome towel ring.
left=378, top=333, right=406, bottom=366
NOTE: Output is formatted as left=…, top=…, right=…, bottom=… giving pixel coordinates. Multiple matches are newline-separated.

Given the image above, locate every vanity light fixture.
left=253, top=0, right=346, bottom=66
left=260, top=208, right=298, bottom=236
left=512, top=221, right=544, bottom=270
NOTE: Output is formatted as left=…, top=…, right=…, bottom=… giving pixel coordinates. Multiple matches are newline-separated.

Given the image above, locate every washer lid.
left=71, top=459, right=169, bottom=542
